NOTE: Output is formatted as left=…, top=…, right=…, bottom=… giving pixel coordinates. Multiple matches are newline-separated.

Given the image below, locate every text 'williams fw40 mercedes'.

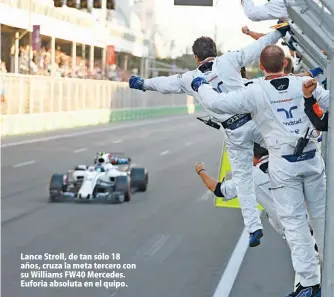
left=49, top=152, right=148, bottom=204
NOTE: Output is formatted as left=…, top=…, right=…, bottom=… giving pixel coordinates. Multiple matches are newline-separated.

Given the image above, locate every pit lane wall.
left=0, top=74, right=199, bottom=136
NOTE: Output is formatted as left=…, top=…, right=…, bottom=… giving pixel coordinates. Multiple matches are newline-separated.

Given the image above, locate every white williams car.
left=49, top=153, right=148, bottom=203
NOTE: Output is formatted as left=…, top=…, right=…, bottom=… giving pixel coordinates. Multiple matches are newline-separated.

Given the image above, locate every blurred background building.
left=0, top=0, right=175, bottom=81
left=0, top=0, right=276, bottom=80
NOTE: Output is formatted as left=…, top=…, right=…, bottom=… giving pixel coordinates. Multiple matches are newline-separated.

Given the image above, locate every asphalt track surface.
left=1, top=114, right=295, bottom=297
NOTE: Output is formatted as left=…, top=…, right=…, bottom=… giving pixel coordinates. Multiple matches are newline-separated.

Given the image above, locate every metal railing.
left=284, top=1, right=334, bottom=295
left=0, top=73, right=189, bottom=115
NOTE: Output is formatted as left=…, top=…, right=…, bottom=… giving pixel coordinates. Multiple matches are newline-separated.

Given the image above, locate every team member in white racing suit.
left=129, top=28, right=288, bottom=247
left=195, top=144, right=320, bottom=253
left=191, top=44, right=328, bottom=297
left=241, top=0, right=289, bottom=21
left=196, top=144, right=285, bottom=237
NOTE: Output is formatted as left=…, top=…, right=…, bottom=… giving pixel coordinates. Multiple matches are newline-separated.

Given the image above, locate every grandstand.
left=0, top=0, right=192, bottom=118
left=0, top=0, right=150, bottom=80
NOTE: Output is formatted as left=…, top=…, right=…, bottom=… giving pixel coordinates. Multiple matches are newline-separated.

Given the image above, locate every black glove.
left=276, top=20, right=290, bottom=37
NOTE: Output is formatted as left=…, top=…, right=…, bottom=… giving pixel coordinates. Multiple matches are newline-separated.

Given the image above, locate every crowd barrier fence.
left=0, top=74, right=198, bottom=136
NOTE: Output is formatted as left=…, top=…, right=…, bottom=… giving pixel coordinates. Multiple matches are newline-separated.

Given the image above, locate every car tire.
left=115, top=175, right=131, bottom=202
left=49, top=174, right=66, bottom=202
left=130, top=168, right=148, bottom=192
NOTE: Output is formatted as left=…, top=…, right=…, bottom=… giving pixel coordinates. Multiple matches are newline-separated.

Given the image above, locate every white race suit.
left=197, top=74, right=329, bottom=287
left=241, top=0, right=289, bottom=21
left=142, top=31, right=282, bottom=234
left=218, top=156, right=284, bottom=237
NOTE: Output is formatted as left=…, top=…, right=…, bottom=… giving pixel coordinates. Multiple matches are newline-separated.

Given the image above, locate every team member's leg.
left=226, top=139, right=263, bottom=242
left=267, top=215, right=285, bottom=238
left=269, top=157, right=320, bottom=291
left=303, top=155, right=326, bottom=263
left=251, top=166, right=285, bottom=237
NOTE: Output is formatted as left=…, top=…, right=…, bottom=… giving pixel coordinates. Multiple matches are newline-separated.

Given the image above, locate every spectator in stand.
left=0, top=60, right=7, bottom=73
left=6, top=43, right=114, bottom=80
left=0, top=59, right=6, bottom=104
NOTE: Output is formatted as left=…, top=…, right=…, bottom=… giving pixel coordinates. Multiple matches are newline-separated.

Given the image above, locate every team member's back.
left=252, top=75, right=328, bottom=153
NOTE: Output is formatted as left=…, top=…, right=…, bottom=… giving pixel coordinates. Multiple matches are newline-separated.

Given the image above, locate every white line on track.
left=73, top=148, right=87, bottom=153
left=135, top=234, right=170, bottom=259
left=113, top=139, right=123, bottom=144
left=147, top=235, right=170, bottom=257
left=212, top=228, right=249, bottom=297
left=1, top=115, right=193, bottom=148
left=212, top=210, right=263, bottom=297
left=199, top=190, right=212, bottom=201
left=13, top=160, right=36, bottom=168
left=160, top=150, right=170, bottom=156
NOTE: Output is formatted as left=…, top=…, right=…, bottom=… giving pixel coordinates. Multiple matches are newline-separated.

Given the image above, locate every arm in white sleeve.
left=219, top=179, right=238, bottom=200
left=198, top=84, right=257, bottom=115
left=224, top=31, right=282, bottom=69
left=313, top=85, right=329, bottom=111
left=242, top=0, right=288, bottom=21
left=143, top=74, right=185, bottom=94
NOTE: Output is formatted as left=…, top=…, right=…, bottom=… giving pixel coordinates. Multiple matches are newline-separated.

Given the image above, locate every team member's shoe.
left=286, top=283, right=321, bottom=297
left=249, top=229, right=263, bottom=247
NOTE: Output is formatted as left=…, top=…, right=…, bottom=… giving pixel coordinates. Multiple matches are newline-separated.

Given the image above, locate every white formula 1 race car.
left=49, top=153, right=148, bottom=203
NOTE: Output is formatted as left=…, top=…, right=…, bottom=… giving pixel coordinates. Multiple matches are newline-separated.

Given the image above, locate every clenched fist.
left=303, top=79, right=317, bottom=98
left=242, top=26, right=249, bottom=35
left=195, top=162, right=205, bottom=174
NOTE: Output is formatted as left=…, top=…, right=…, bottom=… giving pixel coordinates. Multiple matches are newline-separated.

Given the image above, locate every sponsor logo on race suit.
left=282, top=118, right=302, bottom=126
left=274, top=101, right=305, bottom=134
left=294, top=287, right=314, bottom=297
left=277, top=84, right=287, bottom=90
left=271, top=98, right=293, bottom=104
left=277, top=105, right=298, bottom=119
left=225, top=113, right=249, bottom=126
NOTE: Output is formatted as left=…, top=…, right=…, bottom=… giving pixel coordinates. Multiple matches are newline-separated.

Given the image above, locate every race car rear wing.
left=96, top=152, right=125, bottom=157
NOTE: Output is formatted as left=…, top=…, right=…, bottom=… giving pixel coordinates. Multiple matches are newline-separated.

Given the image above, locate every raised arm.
left=303, top=78, right=329, bottom=131
left=129, top=74, right=187, bottom=94
left=195, top=162, right=237, bottom=200
left=304, top=97, right=328, bottom=132
left=192, top=78, right=257, bottom=115
left=224, top=30, right=282, bottom=69
left=242, top=26, right=266, bottom=41
left=307, top=67, right=329, bottom=110
left=143, top=74, right=185, bottom=94
left=313, top=83, right=329, bottom=111
left=294, top=67, right=324, bottom=79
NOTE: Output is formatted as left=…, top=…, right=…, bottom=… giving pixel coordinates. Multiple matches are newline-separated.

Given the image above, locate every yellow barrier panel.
left=215, top=143, right=264, bottom=210
left=270, top=22, right=289, bottom=29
